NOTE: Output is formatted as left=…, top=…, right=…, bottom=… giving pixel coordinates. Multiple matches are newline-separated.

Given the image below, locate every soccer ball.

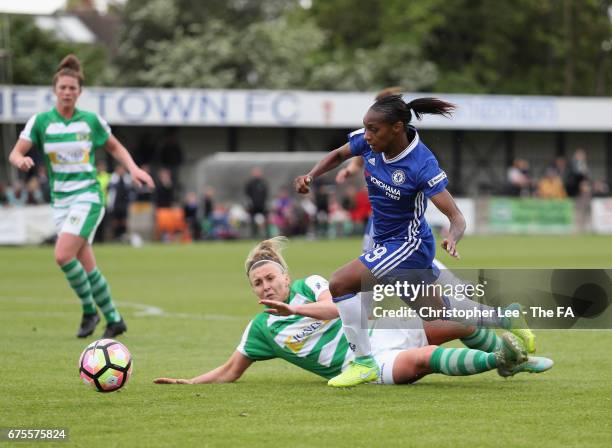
left=78, top=339, right=133, bottom=392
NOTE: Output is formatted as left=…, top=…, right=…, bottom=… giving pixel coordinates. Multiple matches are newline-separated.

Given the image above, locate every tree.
left=0, top=15, right=109, bottom=86
left=113, top=0, right=612, bottom=95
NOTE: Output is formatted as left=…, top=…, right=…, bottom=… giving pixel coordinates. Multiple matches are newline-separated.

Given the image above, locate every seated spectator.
left=210, top=203, right=238, bottom=239
left=328, top=192, right=352, bottom=237
left=6, top=180, right=26, bottom=206
left=25, top=177, right=45, bottom=205
left=506, top=158, right=532, bottom=196
left=592, top=180, right=610, bottom=197
left=537, top=167, right=567, bottom=199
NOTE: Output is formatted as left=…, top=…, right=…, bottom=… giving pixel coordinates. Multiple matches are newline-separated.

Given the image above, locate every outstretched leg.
left=327, top=258, right=379, bottom=387
left=391, top=333, right=528, bottom=384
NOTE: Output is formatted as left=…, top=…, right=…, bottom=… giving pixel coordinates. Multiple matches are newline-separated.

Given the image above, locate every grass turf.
left=1, top=235, right=611, bottom=447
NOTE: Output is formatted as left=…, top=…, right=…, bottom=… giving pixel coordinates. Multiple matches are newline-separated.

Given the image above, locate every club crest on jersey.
left=391, top=169, right=406, bottom=186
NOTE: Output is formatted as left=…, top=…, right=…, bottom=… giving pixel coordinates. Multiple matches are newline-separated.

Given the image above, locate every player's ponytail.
left=370, top=94, right=455, bottom=128
left=407, top=97, right=455, bottom=121
left=53, top=54, right=84, bottom=87
left=245, top=236, right=289, bottom=276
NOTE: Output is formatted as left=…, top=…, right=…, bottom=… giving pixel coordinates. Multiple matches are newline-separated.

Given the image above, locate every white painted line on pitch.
left=0, top=296, right=241, bottom=321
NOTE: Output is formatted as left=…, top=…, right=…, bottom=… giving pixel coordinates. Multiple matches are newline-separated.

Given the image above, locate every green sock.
left=61, top=259, right=96, bottom=315
left=460, top=328, right=503, bottom=352
left=429, top=347, right=498, bottom=376
left=87, top=267, right=121, bottom=323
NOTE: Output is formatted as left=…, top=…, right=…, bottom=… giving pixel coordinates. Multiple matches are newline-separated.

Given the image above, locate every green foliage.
left=111, top=0, right=612, bottom=94
left=0, top=15, right=109, bottom=86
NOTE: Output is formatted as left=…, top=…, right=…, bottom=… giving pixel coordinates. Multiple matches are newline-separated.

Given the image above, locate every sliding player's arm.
left=260, top=290, right=339, bottom=320
left=295, top=143, right=354, bottom=193
left=154, top=351, right=253, bottom=385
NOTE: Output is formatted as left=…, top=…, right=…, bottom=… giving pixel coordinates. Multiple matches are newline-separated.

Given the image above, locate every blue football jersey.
left=348, top=128, right=448, bottom=243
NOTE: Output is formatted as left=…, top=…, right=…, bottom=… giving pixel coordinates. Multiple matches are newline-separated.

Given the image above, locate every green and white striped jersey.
left=237, top=275, right=353, bottom=379
left=20, top=107, right=110, bottom=208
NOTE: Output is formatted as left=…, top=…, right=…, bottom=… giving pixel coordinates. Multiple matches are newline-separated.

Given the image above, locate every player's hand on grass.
left=153, top=377, right=193, bottom=385
left=294, top=175, right=313, bottom=194
left=441, top=238, right=460, bottom=259
left=130, top=167, right=155, bottom=188
left=259, top=299, right=295, bottom=316
left=14, top=156, right=35, bottom=172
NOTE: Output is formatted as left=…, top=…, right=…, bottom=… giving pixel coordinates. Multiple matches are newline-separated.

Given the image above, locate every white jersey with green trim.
left=20, top=107, right=110, bottom=208
left=236, top=275, right=355, bottom=379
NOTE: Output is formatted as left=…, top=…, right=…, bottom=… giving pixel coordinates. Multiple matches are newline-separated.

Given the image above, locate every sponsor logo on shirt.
left=283, top=321, right=327, bottom=353
left=370, top=175, right=401, bottom=200
left=50, top=150, right=89, bottom=165
left=427, top=171, right=447, bottom=188
left=368, top=157, right=376, bottom=166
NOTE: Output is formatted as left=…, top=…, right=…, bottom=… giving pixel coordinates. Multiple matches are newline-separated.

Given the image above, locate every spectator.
left=108, top=165, right=133, bottom=241
left=271, top=187, right=292, bottom=236
left=297, top=193, right=317, bottom=237
left=158, top=127, right=184, bottom=186
left=328, top=192, right=351, bottom=237
left=183, top=191, right=200, bottom=241
left=244, top=167, right=269, bottom=238
left=566, top=148, right=590, bottom=197
left=133, top=164, right=154, bottom=203
left=34, top=165, right=50, bottom=203
left=95, top=159, right=111, bottom=242
left=200, top=187, right=216, bottom=239
left=25, top=177, right=45, bottom=205
left=210, top=203, right=237, bottom=239
left=155, top=167, right=175, bottom=208
left=537, top=167, right=567, bottom=199
left=350, top=185, right=372, bottom=229
left=0, top=183, right=7, bottom=206
left=592, top=180, right=610, bottom=197
left=553, top=156, right=569, bottom=182
left=314, top=183, right=331, bottom=236
left=6, top=180, right=26, bottom=206
left=506, top=158, right=532, bottom=196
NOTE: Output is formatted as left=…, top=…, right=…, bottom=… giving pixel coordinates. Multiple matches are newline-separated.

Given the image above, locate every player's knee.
left=54, top=248, right=72, bottom=266
left=329, top=273, right=355, bottom=298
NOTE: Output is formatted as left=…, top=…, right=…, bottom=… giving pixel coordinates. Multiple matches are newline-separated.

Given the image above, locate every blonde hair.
left=53, top=54, right=84, bottom=87
left=245, top=237, right=289, bottom=276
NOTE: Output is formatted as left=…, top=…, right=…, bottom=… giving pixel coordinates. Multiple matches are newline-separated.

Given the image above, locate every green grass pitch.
left=1, top=235, right=611, bottom=447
